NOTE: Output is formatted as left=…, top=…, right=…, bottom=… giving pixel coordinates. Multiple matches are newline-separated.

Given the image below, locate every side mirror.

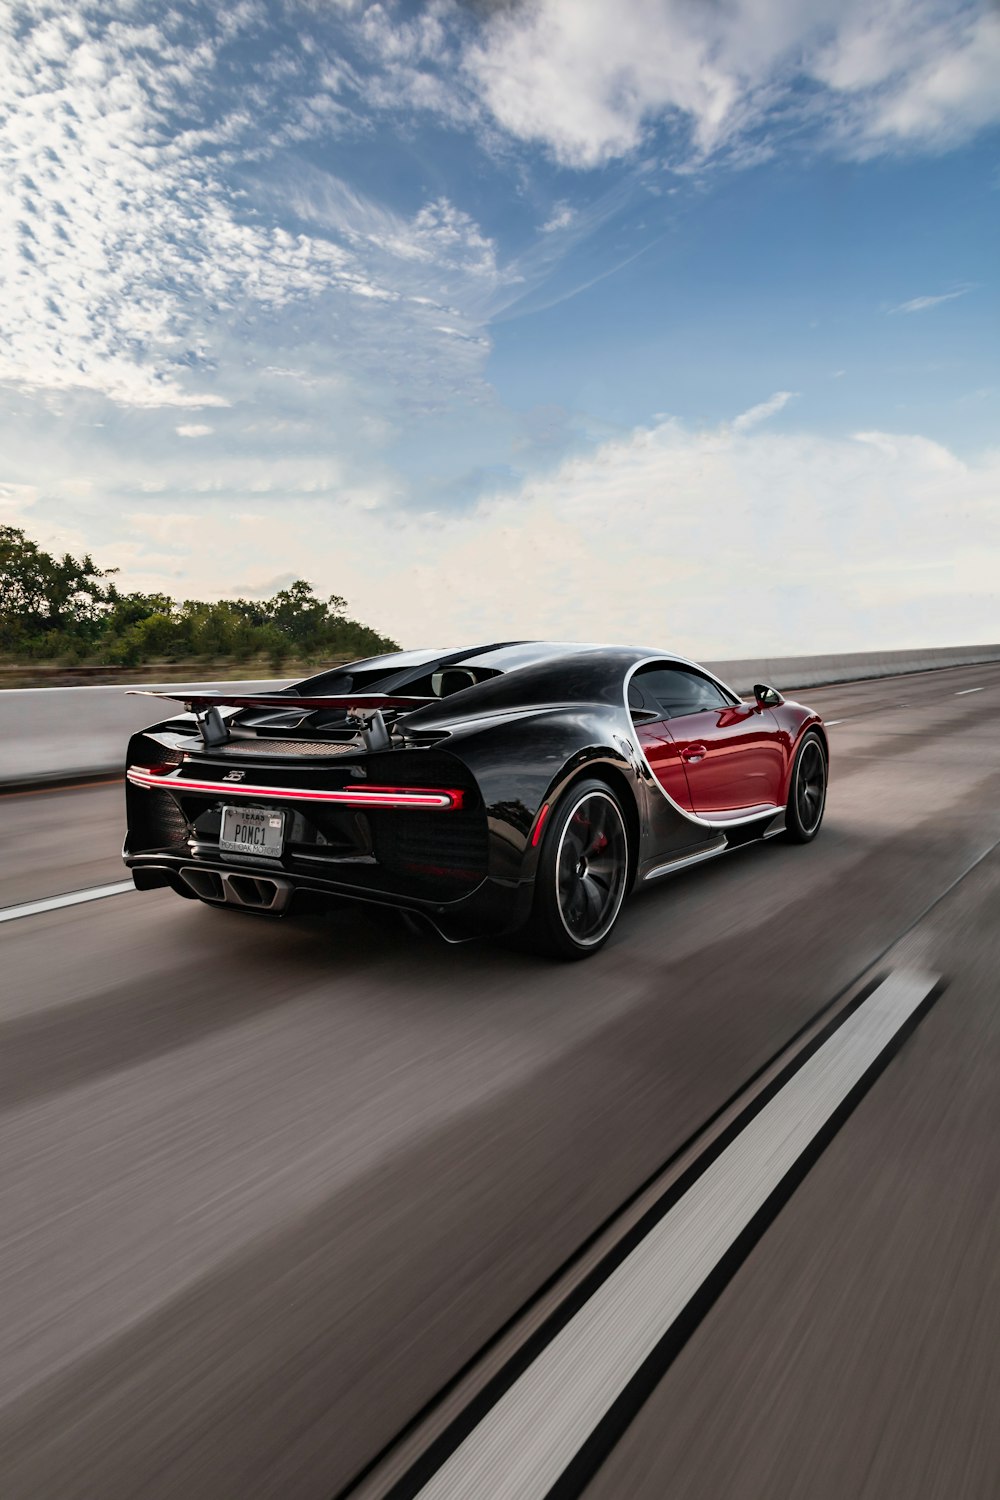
left=753, top=683, right=784, bottom=709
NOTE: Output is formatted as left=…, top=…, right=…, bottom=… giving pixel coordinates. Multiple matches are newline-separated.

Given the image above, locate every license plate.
left=219, top=806, right=285, bottom=859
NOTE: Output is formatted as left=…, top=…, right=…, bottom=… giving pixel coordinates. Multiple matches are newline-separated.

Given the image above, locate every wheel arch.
left=535, top=757, right=642, bottom=894
left=801, top=719, right=829, bottom=763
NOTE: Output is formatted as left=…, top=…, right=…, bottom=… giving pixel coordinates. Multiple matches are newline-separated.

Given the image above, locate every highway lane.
left=0, top=778, right=125, bottom=909
left=583, top=847, right=1000, bottom=1500
left=0, top=661, right=997, bottom=1498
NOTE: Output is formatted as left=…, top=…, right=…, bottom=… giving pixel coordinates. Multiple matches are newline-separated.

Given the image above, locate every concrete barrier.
left=705, top=643, right=1000, bottom=694
left=1, top=644, right=997, bottom=788
left=0, top=679, right=287, bottom=789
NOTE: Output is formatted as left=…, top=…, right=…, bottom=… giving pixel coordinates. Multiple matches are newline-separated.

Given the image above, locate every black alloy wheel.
left=528, top=779, right=631, bottom=959
left=783, top=732, right=827, bottom=843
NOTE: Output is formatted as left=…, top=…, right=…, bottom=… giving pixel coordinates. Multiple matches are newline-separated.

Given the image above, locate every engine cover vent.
left=202, top=739, right=359, bottom=757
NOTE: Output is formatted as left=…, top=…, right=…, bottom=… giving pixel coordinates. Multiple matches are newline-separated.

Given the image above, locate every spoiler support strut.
left=196, top=704, right=230, bottom=748
left=348, top=707, right=391, bottom=752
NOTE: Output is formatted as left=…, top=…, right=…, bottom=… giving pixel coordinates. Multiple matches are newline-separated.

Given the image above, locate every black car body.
left=124, top=641, right=828, bottom=957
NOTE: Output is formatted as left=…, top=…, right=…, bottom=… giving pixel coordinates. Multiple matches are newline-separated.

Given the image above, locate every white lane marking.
left=416, top=969, right=939, bottom=1500
left=825, top=719, right=845, bottom=725
left=0, top=881, right=136, bottom=924
left=955, top=687, right=985, bottom=695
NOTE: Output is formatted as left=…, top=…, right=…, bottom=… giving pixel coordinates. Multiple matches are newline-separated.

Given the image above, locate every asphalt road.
left=1, top=661, right=998, bottom=1499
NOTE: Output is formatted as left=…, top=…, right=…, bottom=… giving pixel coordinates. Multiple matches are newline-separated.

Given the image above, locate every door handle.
left=681, top=744, right=707, bottom=762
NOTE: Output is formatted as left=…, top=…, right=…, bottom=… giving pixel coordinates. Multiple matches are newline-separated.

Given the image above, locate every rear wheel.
left=783, top=732, right=827, bottom=843
left=527, top=779, right=631, bottom=959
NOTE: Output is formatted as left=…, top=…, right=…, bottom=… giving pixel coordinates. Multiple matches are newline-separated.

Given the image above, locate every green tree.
left=265, top=580, right=348, bottom=649
left=0, top=525, right=113, bottom=653
left=1, top=525, right=399, bottom=670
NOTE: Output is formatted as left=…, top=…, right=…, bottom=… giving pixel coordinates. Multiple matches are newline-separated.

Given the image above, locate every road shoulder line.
left=0, top=881, right=136, bottom=924
left=388, top=970, right=941, bottom=1500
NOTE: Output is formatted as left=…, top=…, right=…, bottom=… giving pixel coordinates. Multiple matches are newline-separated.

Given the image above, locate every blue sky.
left=1, top=0, right=997, bottom=654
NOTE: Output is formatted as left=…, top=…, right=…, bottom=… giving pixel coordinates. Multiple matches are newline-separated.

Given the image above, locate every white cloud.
left=463, top=0, right=1000, bottom=169
left=0, top=481, right=39, bottom=522
left=175, top=424, right=214, bottom=438
left=0, top=4, right=359, bottom=407
left=282, top=169, right=501, bottom=285
left=540, top=202, right=575, bottom=234
left=277, top=166, right=505, bottom=363
left=465, top=0, right=742, bottom=167
left=3, top=0, right=993, bottom=423
left=889, top=289, right=969, bottom=314
left=78, top=412, right=997, bottom=656
left=0, top=2, right=499, bottom=412
left=732, top=391, right=797, bottom=432
left=359, top=3, right=450, bottom=67
left=819, top=4, right=1000, bottom=156
left=351, top=1, right=475, bottom=127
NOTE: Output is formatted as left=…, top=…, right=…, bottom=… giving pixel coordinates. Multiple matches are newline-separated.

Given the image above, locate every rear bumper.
left=123, top=730, right=529, bottom=938
left=124, top=850, right=533, bottom=942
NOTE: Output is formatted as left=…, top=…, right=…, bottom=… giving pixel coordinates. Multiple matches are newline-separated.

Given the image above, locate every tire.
left=783, top=732, right=827, bottom=843
left=526, top=779, right=631, bottom=960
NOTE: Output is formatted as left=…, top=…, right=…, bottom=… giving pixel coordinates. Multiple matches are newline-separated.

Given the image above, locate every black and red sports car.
left=123, top=642, right=828, bottom=958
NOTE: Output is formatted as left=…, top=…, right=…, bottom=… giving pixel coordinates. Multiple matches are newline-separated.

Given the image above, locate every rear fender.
left=447, top=708, right=704, bottom=887
left=444, top=708, right=639, bottom=884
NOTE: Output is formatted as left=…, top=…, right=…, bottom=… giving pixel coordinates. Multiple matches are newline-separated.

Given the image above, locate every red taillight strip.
left=126, top=767, right=464, bottom=809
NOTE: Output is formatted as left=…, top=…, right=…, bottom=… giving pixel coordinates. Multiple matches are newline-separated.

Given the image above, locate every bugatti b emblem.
left=223, top=770, right=245, bottom=782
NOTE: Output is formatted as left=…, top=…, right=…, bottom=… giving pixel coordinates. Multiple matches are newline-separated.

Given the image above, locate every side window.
left=631, top=666, right=732, bottom=719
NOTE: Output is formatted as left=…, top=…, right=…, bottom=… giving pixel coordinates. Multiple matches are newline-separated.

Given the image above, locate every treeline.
left=0, top=525, right=399, bottom=669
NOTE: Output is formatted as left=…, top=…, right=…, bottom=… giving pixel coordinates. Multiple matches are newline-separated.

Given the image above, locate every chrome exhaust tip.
left=178, top=867, right=225, bottom=903
left=224, top=872, right=293, bottom=912
left=179, top=867, right=293, bottom=913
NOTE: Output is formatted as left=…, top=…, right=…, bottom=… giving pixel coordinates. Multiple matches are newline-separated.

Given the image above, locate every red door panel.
left=665, top=706, right=786, bottom=815
left=634, top=719, right=695, bottom=812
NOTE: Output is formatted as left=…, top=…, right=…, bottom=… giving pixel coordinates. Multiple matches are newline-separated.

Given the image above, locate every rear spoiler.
left=126, top=689, right=435, bottom=751
left=126, top=690, right=434, bottom=712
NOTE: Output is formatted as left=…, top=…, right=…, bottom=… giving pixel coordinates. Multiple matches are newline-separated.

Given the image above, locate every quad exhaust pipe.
left=179, top=866, right=293, bottom=913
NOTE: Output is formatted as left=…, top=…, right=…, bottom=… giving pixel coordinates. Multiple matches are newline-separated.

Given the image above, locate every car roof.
left=305, top=640, right=712, bottom=690
left=350, top=641, right=682, bottom=672
left=458, top=641, right=608, bottom=670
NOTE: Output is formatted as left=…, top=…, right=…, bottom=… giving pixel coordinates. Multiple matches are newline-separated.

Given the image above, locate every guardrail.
left=1, top=644, right=997, bottom=789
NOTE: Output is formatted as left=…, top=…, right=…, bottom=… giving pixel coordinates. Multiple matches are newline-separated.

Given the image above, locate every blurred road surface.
left=0, top=661, right=997, bottom=1498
